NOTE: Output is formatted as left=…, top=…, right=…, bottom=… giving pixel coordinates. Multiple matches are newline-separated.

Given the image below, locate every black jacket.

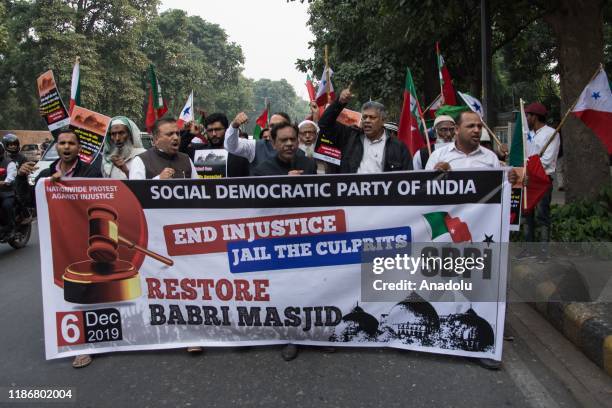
left=15, top=157, right=101, bottom=207
left=318, top=100, right=412, bottom=173
left=252, top=154, right=317, bottom=176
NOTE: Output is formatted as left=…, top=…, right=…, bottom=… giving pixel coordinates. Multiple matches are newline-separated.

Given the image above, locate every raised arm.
left=224, top=112, right=256, bottom=163
left=318, top=88, right=356, bottom=149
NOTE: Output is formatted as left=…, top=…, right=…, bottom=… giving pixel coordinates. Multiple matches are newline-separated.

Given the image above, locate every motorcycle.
left=0, top=202, right=34, bottom=249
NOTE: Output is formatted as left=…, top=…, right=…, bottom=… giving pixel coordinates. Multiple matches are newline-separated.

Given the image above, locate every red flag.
left=145, top=88, right=156, bottom=133
left=524, top=155, right=552, bottom=213
left=444, top=214, right=473, bottom=243
left=436, top=42, right=457, bottom=106
left=397, top=68, right=426, bottom=155
left=306, top=74, right=316, bottom=101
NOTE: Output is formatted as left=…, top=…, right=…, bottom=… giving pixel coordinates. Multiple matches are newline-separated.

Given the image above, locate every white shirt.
left=224, top=126, right=256, bottom=163
left=128, top=155, right=198, bottom=180
left=2, top=161, right=17, bottom=184
left=526, top=124, right=559, bottom=175
left=357, top=131, right=387, bottom=174
left=413, top=141, right=451, bottom=170
left=425, top=142, right=501, bottom=170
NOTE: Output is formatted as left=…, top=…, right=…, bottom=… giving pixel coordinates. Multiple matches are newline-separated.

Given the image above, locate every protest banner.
left=37, top=70, right=70, bottom=132
left=313, top=109, right=361, bottom=165
left=336, top=108, right=362, bottom=128
left=193, top=148, right=228, bottom=178
left=37, top=171, right=510, bottom=361
left=69, top=106, right=110, bottom=165
left=313, top=132, right=342, bottom=165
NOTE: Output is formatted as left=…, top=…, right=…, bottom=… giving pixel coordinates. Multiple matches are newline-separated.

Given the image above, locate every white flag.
left=458, top=91, right=484, bottom=118
left=176, top=91, right=194, bottom=129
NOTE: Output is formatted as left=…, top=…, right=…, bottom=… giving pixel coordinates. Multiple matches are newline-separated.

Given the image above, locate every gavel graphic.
left=87, top=204, right=173, bottom=266
left=63, top=204, right=172, bottom=304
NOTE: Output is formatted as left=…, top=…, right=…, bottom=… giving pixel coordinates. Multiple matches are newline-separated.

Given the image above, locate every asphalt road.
left=0, top=227, right=610, bottom=408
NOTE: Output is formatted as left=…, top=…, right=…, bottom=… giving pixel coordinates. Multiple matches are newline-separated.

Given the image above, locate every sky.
left=160, top=0, right=314, bottom=100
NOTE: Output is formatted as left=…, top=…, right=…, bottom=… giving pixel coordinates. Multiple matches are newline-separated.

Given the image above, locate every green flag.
left=508, top=99, right=529, bottom=166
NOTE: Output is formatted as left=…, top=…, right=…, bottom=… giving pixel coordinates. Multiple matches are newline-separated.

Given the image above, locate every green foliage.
left=550, top=186, right=612, bottom=242
left=246, top=78, right=309, bottom=125
left=0, top=2, right=304, bottom=132
left=296, top=0, right=594, bottom=124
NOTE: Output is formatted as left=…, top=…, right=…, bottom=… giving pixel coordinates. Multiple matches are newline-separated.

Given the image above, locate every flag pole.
left=422, top=93, right=442, bottom=115
left=436, top=42, right=444, bottom=104
left=520, top=98, right=528, bottom=210
left=538, top=63, right=602, bottom=157
left=417, top=102, right=432, bottom=155
left=457, top=91, right=503, bottom=147
left=481, top=120, right=503, bottom=147
left=324, top=45, right=331, bottom=104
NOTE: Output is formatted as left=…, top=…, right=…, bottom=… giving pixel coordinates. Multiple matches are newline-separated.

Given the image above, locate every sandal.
left=72, top=354, right=92, bottom=368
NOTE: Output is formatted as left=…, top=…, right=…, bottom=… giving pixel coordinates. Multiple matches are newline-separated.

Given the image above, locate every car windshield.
left=41, top=143, right=59, bottom=161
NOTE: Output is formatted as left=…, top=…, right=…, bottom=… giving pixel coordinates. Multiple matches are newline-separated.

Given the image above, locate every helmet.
left=2, top=133, right=19, bottom=153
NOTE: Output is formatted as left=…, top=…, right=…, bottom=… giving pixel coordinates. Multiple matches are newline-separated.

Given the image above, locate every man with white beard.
left=412, top=115, right=455, bottom=170
left=101, top=116, right=146, bottom=179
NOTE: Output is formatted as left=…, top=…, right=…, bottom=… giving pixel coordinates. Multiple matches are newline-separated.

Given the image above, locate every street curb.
left=510, top=259, right=612, bottom=377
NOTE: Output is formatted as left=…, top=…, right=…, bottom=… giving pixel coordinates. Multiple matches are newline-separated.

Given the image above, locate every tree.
left=297, top=0, right=611, bottom=199
left=247, top=78, right=309, bottom=125
left=0, top=2, right=265, bottom=131
left=542, top=0, right=610, bottom=201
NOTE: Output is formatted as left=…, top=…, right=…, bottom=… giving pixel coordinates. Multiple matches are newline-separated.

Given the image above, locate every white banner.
left=37, top=171, right=510, bottom=361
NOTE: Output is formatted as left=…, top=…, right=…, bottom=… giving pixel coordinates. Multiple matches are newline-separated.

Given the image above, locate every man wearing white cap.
left=298, top=120, right=328, bottom=174
left=102, top=116, right=147, bottom=179
left=413, top=115, right=455, bottom=170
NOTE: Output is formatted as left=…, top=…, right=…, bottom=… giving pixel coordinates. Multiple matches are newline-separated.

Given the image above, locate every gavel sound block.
left=63, top=204, right=173, bottom=304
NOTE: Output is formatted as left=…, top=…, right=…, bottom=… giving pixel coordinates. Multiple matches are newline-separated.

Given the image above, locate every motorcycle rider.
left=0, top=142, right=18, bottom=238
left=2, top=134, right=27, bottom=167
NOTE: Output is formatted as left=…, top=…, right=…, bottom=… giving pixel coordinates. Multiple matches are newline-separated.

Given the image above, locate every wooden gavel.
left=87, top=204, right=173, bottom=266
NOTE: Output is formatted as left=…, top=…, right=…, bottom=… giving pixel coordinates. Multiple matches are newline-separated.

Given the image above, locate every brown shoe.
left=72, top=354, right=92, bottom=368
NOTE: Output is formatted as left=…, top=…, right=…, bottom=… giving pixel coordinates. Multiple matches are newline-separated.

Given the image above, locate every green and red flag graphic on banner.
left=397, top=68, right=426, bottom=156
left=145, top=65, right=168, bottom=132
left=423, top=211, right=473, bottom=243
left=436, top=42, right=457, bottom=106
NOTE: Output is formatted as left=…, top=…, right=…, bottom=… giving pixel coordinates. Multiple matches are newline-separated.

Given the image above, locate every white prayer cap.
left=433, top=115, right=455, bottom=127
left=298, top=120, right=319, bottom=133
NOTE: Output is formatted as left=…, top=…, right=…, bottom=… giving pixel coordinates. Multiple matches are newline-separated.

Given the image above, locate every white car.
left=29, top=142, right=59, bottom=186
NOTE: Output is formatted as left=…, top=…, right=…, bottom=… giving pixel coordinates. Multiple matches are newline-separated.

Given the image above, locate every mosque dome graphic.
left=442, top=307, right=495, bottom=352
left=380, top=292, right=440, bottom=345
left=329, top=303, right=380, bottom=342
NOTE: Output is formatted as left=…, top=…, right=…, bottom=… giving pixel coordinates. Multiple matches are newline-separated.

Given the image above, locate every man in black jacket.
left=16, top=128, right=101, bottom=203
left=16, top=127, right=101, bottom=369
left=318, top=88, right=412, bottom=173
left=252, top=122, right=317, bottom=176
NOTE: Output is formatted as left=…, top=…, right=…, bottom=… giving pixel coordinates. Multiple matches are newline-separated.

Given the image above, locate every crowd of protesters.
left=2, top=87, right=561, bottom=369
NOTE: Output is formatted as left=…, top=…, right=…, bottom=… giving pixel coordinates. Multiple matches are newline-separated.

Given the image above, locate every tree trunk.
left=544, top=0, right=610, bottom=202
